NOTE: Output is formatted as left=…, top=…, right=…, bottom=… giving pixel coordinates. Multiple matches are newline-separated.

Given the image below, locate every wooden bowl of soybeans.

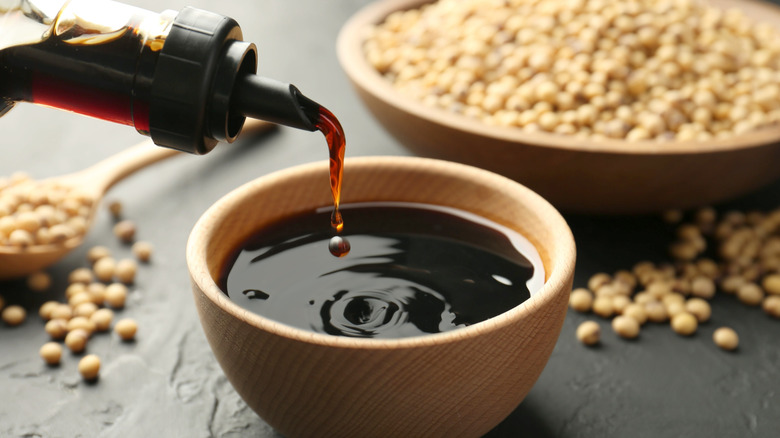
left=338, top=0, right=780, bottom=214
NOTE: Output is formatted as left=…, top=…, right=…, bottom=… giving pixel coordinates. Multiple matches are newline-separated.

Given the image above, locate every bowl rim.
left=186, top=156, right=576, bottom=350
left=336, top=0, right=780, bottom=155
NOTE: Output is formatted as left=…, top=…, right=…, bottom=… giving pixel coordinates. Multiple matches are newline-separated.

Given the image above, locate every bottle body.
left=0, top=0, right=68, bottom=117
left=0, top=0, right=176, bottom=133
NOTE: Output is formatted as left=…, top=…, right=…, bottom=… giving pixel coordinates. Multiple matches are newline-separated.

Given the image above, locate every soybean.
left=113, top=220, right=136, bottom=243
left=713, top=327, right=739, bottom=351
left=612, top=315, right=640, bottom=339
left=104, top=283, right=128, bottom=309
left=26, top=271, right=51, bottom=291
left=2, top=305, right=26, bottom=326
left=671, top=313, right=698, bottom=336
left=64, top=329, right=89, bottom=353
left=45, top=319, right=68, bottom=340
left=576, top=321, right=601, bottom=346
left=763, top=295, right=780, bottom=318
left=38, top=301, right=60, bottom=320
left=132, top=241, right=153, bottom=263
left=569, top=288, right=593, bottom=313
left=90, top=308, right=114, bottom=332
left=115, top=259, right=137, bottom=284
left=93, top=257, right=116, bottom=283
left=685, top=298, right=712, bottom=323
left=78, top=354, right=101, bottom=380
left=39, top=342, right=63, bottom=366
left=86, top=246, right=111, bottom=264
left=114, top=318, right=138, bottom=341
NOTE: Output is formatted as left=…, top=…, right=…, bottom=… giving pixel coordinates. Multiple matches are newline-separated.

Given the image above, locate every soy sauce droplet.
left=331, top=210, right=343, bottom=232
left=329, top=235, right=351, bottom=257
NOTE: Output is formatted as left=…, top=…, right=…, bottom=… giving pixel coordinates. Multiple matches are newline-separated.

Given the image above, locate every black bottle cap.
left=149, top=7, right=256, bottom=155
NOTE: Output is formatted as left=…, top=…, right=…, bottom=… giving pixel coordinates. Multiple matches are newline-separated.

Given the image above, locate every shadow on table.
left=484, top=397, right=556, bottom=438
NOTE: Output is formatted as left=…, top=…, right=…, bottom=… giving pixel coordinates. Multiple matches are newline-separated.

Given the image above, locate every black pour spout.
left=232, top=75, right=320, bottom=133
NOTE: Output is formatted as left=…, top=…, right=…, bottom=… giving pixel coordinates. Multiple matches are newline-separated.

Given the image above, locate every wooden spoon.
left=0, top=120, right=275, bottom=280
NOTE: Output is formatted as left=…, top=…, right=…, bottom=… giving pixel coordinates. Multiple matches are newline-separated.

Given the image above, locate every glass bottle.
left=0, top=0, right=321, bottom=154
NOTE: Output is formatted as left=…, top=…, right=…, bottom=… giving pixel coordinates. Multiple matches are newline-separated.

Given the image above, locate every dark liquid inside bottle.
left=0, top=6, right=167, bottom=133
left=220, top=202, right=544, bottom=339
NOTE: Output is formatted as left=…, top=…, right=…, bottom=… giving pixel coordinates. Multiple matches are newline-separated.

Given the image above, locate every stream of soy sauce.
left=312, top=105, right=351, bottom=257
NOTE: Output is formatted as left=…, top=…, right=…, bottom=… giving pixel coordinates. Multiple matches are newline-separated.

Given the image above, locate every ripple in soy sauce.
left=220, top=202, right=545, bottom=339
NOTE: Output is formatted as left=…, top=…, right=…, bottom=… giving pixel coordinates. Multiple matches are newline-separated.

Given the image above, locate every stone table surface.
left=1, top=0, right=779, bottom=437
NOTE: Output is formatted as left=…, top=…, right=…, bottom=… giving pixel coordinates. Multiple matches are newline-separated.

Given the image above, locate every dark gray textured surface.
left=1, top=0, right=779, bottom=437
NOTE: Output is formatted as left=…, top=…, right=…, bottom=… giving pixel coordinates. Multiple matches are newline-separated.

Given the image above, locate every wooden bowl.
left=337, top=0, right=780, bottom=214
left=186, top=156, right=576, bottom=438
